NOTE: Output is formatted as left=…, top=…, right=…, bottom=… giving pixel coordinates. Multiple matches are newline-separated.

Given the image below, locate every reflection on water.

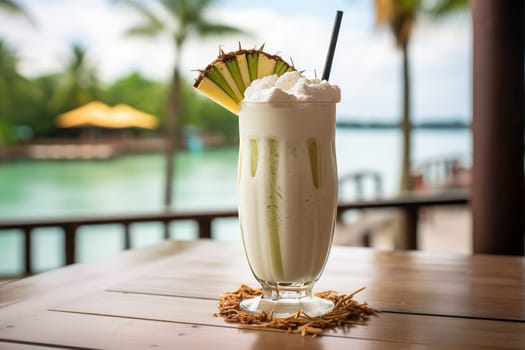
left=0, top=129, right=471, bottom=274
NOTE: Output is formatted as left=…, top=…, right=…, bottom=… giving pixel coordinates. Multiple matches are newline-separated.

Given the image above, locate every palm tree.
left=0, top=0, right=35, bottom=144
left=0, top=0, right=34, bottom=24
left=375, top=0, right=417, bottom=193
left=374, top=0, right=468, bottom=249
left=0, top=40, right=23, bottom=144
left=51, top=43, right=100, bottom=114
left=0, top=40, right=21, bottom=113
left=121, top=0, right=244, bottom=209
left=374, top=0, right=468, bottom=192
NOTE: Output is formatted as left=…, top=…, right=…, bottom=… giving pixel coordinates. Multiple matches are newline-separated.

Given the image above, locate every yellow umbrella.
left=57, top=101, right=111, bottom=128
left=57, top=102, right=158, bottom=129
left=103, top=104, right=158, bottom=129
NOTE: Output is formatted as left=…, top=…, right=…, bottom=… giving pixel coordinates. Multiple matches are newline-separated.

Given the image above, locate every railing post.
left=404, top=206, right=419, bottom=250
left=355, top=174, right=364, bottom=200
left=163, top=221, right=170, bottom=240
left=198, top=218, right=212, bottom=239
left=362, top=230, right=371, bottom=247
left=374, top=173, right=383, bottom=197
left=336, top=206, right=344, bottom=222
left=123, top=223, right=131, bottom=250
left=23, top=228, right=32, bottom=275
left=64, top=224, right=78, bottom=265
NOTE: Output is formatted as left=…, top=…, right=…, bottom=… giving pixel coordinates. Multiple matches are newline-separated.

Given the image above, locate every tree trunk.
left=395, top=39, right=414, bottom=250
left=164, top=44, right=182, bottom=209
left=400, top=40, right=412, bottom=192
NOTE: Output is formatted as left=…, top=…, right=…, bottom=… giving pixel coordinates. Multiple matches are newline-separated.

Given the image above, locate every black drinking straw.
left=321, top=10, right=343, bottom=81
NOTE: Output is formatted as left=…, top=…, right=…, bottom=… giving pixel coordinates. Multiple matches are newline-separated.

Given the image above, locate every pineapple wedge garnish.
left=193, top=45, right=295, bottom=114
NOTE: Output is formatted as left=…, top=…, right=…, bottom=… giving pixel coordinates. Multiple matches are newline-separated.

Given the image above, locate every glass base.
left=240, top=284, right=333, bottom=318
left=240, top=295, right=333, bottom=318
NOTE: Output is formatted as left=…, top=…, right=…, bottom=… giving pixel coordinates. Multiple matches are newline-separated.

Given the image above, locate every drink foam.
left=243, top=71, right=341, bottom=103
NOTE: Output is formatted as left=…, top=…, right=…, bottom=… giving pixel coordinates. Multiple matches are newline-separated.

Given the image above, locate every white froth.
left=244, top=71, right=341, bottom=103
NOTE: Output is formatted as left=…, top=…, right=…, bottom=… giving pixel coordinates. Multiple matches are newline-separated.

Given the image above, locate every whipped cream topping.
left=243, top=71, right=341, bottom=103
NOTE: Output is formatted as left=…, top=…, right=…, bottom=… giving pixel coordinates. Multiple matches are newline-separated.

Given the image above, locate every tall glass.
left=237, top=101, right=338, bottom=317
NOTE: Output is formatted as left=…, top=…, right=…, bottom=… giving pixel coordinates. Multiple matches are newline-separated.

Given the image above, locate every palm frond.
left=196, top=23, right=246, bottom=37
left=374, top=0, right=417, bottom=47
left=426, top=0, right=469, bottom=19
left=159, top=0, right=185, bottom=18
left=125, top=24, right=164, bottom=37
left=374, top=0, right=395, bottom=27
left=156, top=0, right=246, bottom=43
left=0, top=0, right=24, bottom=13
left=399, top=0, right=421, bottom=12
left=120, top=0, right=165, bottom=36
left=158, top=0, right=213, bottom=17
left=0, top=0, right=36, bottom=25
left=0, top=39, right=24, bottom=81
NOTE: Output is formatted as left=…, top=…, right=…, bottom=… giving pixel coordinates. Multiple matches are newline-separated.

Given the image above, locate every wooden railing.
left=337, top=190, right=469, bottom=249
left=0, top=190, right=469, bottom=277
left=338, top=170, right=383, bottom=199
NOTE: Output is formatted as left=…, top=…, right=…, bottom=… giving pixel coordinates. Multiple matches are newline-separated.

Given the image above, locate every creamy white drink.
left=238, top=72, right=340, bottom=316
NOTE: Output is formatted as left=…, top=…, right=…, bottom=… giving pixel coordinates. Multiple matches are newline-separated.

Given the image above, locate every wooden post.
left=163, top=221, right=171, bottom=240
left=64, top=224, right=78, bottom=265
left=23, top=228, right=32, bottom=275
left=123, top=223, right=131, bottom=250
left=198, top=218, right=212, bottom=239
left=472, top=1, right=525, bottom=255
left=404, top=206, right=419, bottom=250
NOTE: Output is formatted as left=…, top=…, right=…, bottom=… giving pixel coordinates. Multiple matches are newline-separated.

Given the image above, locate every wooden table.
left=0, top=240, right=524, bottom=349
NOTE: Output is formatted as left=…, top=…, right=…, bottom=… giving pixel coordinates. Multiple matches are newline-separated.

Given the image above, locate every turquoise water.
left=0, top=129, right=471, bottom=274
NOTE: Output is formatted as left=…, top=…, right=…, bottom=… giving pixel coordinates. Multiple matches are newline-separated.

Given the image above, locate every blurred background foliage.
left=0, top=38, right=238, bottom=144
left=0, top=0, right=467, bottom=147
left=0, top=0, right=241, bottom=147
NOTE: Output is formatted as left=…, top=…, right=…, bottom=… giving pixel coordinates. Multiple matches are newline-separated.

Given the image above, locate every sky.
left=0, top=0, right=472, bottom=122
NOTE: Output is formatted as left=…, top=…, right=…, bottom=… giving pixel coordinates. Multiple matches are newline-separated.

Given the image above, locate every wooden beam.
left=472, top=0, right=525, bottom=255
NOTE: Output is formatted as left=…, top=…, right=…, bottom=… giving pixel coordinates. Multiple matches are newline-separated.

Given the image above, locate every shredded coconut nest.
left=214, top=284, right=379, bottom=337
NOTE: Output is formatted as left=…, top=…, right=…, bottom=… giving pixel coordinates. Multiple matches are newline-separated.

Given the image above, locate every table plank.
left=0, top=342, right=63, bottom=350
left=100, top=241, right=525, bottom=321
left=45, top=290, right=525, bottom=349
left=0, top=240, right=196, bottom=307
left=1, top=240, right=524, bottom=350
left=0, top=311, right=425, bottom=350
